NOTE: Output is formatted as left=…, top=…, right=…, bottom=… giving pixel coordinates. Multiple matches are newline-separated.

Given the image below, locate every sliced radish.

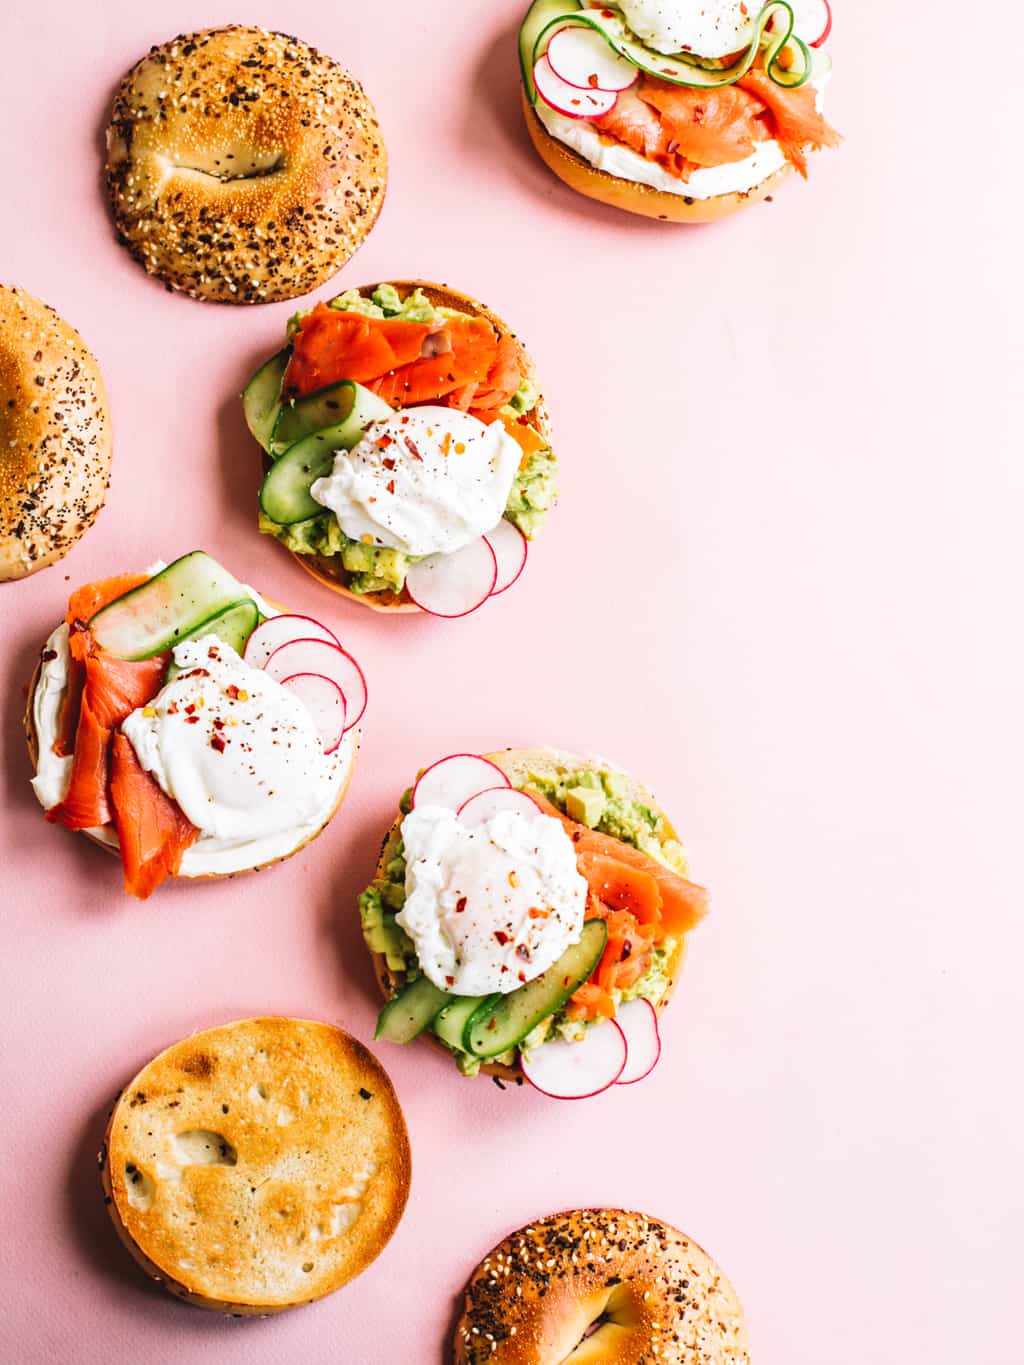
left=770, top=0, right=831, bottom=46
left=546, top=25, right=638, bottom=93
left=412, top=754, right=510, bottom=812
left=263, top=638, right=367, bottom=731
left=405, top=538, right=497, bottom=619
left=484, top=519, right=528, bottom=596
left=281, top=673, right=346, bottom=754
left=532, top=54, right=618, bottom=119
left=614, top=998, right=662, bottom=1085
left=522, top=1019, right=627, bottom=1100
left=244, top=613, right=340, bottom=669
left=458, top=787, right=541, bottom=828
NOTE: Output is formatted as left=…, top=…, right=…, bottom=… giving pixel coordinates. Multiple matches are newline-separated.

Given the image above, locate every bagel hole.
left=172, top=1130, right=237, bottom=1167
left=167, top=151, right=285, bottom=183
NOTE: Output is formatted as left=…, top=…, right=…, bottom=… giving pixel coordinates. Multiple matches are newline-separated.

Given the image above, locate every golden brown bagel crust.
left=23, top=604, right=357, bottom=882
left=275, top=280, right=550, bottom=612
left=521, top=89, right=790, bottom=223
left=454, top=1209, right=748, bottom=1364
left=106, top=27, right=386, bottom=303
left=367, top=747, right=689, bottom=1082
left=0, top=286, right=112, bottom=580
left=100, top=1017, right=410, bottom=1313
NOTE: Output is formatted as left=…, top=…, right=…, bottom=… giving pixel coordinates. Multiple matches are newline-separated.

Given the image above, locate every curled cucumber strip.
left=531, top=1, right=812, bottom=94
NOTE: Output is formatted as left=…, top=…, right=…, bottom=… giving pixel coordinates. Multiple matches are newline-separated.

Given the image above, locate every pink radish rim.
left=532, top=54, right=617, bottom=121
left=544, top=25, right=639, bottom=94
left=243, top=613, right=340, bottom=666
left=521, top=1019, right=628, bottom=1100
left=456, top=786, right=541, bottom=821
left=411, top=753, right=510, bottom=809
left=614, top=998, right=662, bottom=1086
left=264, top=636, right=368, bottom=732
left=279, top=671, right=347, bottom=755
left=812, top=1, right=832, bottom=46
left=405, top=540, right=498, bottom=619
left=484, top=521, right=528, bottom=597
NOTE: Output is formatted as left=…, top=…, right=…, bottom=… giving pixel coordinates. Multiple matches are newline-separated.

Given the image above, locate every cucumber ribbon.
left=527, top=1, right=813, bottom=100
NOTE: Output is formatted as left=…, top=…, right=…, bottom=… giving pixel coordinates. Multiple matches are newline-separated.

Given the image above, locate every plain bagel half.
left=521, top=89, right=790, bottom=223
left=100, top=1017, right=411, bottom=1313
left=368, top=747, right=689, bottom=1082
left=105, top=26, right=387, bottom=303
left=275, top=281, right=551, bottom=612
left=0, top=285, right=112, bottom=580
left=454, top=1208, right=749, bottom=1364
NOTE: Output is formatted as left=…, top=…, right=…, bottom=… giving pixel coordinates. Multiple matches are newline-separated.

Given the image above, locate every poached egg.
left=310, top=407, right=522, bottom=558
left=619, top=0, right=757, bottom=59
left=397, top=804, right=588, bottom=996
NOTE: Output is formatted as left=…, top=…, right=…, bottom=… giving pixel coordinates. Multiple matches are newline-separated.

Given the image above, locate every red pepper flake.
left=210, top=734, right=226, bottom=753
left=588, top=73, right=599, bottom=88
left=455, top=896, right=467, bottom=914
left=528, top=906, right=548, bottom=919
left=181, top=668, right=209, bottom=680
left=516, top=944, right=531, bottom=962
left=374, top=434, right=393, bottom=449
left=518, top=971, right=527, bottom=983
left=487, top=1017, right=498, bottom=1031
left=386, top=479, right=396, bottom=495
left=403, top=435, right=424, bottom=462
left=382, top=456, right=396, bottom=470
left=167, top=701, right=179, bottom=715
left=440, top=432, right=452, bottom=457
left=446, top=975, right=455, bottom=987
left=40, top=648, right=58, bottom=662
left=185, top=715, right=200, bottom=725
left=213, top=717, right=225, bottom=730
left=226, top=684, right=240, bottom=700
left=184, top=703, right=196, bottom=715
left=494, top=931, right=509, bottom=946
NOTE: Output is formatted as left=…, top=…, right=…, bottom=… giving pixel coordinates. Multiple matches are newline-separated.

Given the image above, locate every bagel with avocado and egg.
left=244, top=281, right=556, bottom=618
left=361, top=748, right=710, bottom=1098
left=26, top=552, right=367, bottom=898
left=519, top=1, right=839, bottom=222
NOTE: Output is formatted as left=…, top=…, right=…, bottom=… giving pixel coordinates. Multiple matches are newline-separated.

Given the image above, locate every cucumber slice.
left=526, top=1, right=811, bottom=95
left=164, top=598, right=261, bottom=683
left=520, top=0, right=576, bottom=104
left=259, top=385, right=394, bottom=524
left=375, top=974, right=451, bottom=1045
left=242, top=349, right=290, bottom=453
left=465, top=919, right=608, bottom=1060
left=271, top=380, right=390, bottom=455
left=89, top=552, right=249, bottom=661
left=434, top=994, right=499, bottom=1053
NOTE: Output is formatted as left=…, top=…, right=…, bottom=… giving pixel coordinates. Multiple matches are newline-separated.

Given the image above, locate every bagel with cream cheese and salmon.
left=519, top=1, right=839, bottom=222
left=26, top=552, right=366, bottom=897
left=245, top=281, right=557, bottom=617
left=361, top=747, right=709, bottom=1095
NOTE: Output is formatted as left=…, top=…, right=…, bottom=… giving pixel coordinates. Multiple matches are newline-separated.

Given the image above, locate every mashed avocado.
left=358, top=765, right=685, bottom=1076
left=263, top=285, right=558, bottom=593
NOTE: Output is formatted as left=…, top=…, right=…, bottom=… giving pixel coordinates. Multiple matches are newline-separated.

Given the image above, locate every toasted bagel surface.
left=454, top=1209, right=749, bottom=1364
left=276, top=280, right=550, bottom=612
left=521, top=89, right=789, bottom=223
left=105, top=27, right=386, bottom=303
left=0, top=285, right=112, bottom=580
left=368, top=747, right=689, bottom=1081
left=102, top=1017, right=410, bottom=1312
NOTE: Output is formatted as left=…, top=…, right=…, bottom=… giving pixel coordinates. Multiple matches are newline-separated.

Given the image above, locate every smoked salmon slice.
left=528, top=790, right=710, bottom=935
left=367, top=315, right=500, bottom=407
left=637, top=80, right=768, bottom=167
left=47, top=645, right=166, bottom=830
left=735, top=70, right=841, bottom=176
left=109, top=733, right=199, bottom=900
left=284, top=306, right=434, bottom=397
left=576, top=852, right=665, bottom=931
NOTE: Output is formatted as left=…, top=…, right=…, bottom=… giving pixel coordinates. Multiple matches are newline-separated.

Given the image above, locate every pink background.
left=0, top=2, right=1019, bottom=1361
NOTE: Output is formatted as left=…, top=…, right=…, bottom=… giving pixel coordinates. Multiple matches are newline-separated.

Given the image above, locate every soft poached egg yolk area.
left=310, top=407, right=522, bottom=558
left=396, top=805, right=588, bottom=996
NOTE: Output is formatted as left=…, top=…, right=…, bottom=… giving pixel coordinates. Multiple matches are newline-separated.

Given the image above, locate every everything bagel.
left=0, top=285, right=111, bottom=580
left=453, top=1209, right=749, bottom=1364
left=105, top=26, right=386, bottom=304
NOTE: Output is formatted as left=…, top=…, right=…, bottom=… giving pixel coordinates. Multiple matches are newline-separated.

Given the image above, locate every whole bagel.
left=367, top=747, right=690, bottom=1082
left=105, top=26, right=387, bottom=303
left=454, top=1208, right=749, bottom=1364
left=273, top=281, right=551, bottom=612
left=100, top=1017, right=411, bottom=1313
left=24, top=601, right=358, bottom=884
left=521, top=90, right=789, bottom=223
left=0, top=285, right=112, bottom=580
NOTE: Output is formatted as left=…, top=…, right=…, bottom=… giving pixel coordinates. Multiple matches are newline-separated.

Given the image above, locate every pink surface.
left=0, top=3, right=1019, bottom=1362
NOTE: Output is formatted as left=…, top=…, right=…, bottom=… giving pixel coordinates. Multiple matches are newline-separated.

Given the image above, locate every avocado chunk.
left=565, top=785, right=606, bottom=828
